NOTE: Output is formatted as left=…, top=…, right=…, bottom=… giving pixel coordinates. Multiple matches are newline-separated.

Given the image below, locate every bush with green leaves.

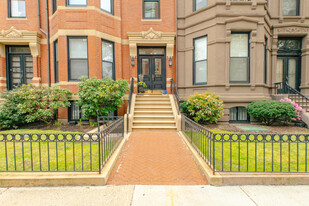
left=184, top=92, right=224, bottom=123
left=76, top=77, right=129, bottom=119
left=246, top=100, right=297, bottom=125
left=0, top=84, right=72, bottom=129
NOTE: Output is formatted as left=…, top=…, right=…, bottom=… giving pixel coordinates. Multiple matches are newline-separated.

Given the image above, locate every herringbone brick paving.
left=107, top=132, right=208, bottom=185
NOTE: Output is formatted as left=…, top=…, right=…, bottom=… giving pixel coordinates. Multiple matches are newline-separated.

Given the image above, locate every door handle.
left=152, top=74, right=154, bottom=81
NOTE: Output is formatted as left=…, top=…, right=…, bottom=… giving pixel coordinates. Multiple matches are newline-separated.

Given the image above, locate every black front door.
left=7, top=46, right=33, bottom=90
left=276, top=38, right=302, bottom=91
left=276, top=56, right=300, bottom=90
left=138, top=48, right=166, bottom=90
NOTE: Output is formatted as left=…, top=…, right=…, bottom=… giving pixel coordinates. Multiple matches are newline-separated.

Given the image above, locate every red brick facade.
left=0, top=0, right=176, bottom=121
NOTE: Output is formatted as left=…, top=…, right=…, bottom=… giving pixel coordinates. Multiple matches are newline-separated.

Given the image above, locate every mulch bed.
left=205, top=123, right=309, bottom=134
left=10, top=122, right=96, bottom=133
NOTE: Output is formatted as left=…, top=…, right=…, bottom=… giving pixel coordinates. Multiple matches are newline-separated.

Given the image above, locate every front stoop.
left=179, top=131, right=309, bottom=186
left=132, top=94, right=177, bottom=132
left=0, top=133, right=130, bottom=187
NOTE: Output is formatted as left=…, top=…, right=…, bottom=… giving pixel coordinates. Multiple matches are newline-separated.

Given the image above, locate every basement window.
left=229, top=107, right=250, bottom=123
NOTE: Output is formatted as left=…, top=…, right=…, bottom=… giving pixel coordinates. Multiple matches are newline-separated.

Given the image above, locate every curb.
left=0, top=133, right=130, bottom=187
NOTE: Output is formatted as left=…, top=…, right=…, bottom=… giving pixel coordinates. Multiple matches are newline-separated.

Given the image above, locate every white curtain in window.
left=101, top=0, right=111, bottom=12
left=11, top=0, right=26, bottom=17
left=69, top=0, right=87, bottom=5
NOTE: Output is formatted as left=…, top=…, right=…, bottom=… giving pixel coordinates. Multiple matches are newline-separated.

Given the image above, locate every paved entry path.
left=107, top=132, right=208, bottom=185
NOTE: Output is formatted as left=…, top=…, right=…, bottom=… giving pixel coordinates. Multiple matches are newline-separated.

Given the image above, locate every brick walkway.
left=107, top=132, right=208, bottom=185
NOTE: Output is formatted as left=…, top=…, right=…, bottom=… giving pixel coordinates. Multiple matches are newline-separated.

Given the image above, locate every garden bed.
left=0, top=122, right=96, bottom=133
left=205, top=123, right=309, bottom=134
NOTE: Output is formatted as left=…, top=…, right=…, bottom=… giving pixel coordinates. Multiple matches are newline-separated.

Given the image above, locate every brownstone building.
left=177, top=0, right=309, bottom=122
left=0, top=0, right=176, bottom=122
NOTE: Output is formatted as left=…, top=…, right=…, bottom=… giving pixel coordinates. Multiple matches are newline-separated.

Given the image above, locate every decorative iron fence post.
left=213, top=135, right=215, bottom=175
left=98, top=132, right=102, bottom=174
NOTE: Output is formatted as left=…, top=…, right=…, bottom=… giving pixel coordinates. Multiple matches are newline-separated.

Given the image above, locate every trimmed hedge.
left=246, top=100, right=297, bottom=125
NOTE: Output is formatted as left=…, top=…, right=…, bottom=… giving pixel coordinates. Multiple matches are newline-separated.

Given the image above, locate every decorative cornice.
left=0, top=27, right=42, bottom=57
left=127, top=28, right=175, bottom=57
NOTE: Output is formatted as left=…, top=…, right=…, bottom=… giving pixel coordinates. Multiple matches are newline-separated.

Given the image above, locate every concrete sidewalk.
left=1, top=185, right=309, bottom=206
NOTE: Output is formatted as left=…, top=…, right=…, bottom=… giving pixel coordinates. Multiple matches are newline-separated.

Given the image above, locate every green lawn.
left=0, top=129, right=120, bottom=172
left=185, top=131, right=309, bottom=172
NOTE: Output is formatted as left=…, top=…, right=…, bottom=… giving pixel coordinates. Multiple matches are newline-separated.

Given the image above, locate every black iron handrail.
left=170, top=78, right=180, bottom=115
left=127, top=77, right=134, bottom=114
left=275, top=81, right=309, bottom=112
left=126, top=77, right=134, bottom=133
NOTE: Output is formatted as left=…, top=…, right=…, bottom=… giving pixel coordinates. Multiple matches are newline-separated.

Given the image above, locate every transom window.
left=143, top=0, right=160, bottom=19
left=101, top=0, right=113, bottom=14
left=193, top=36, right=207, bottom=85
left=9, top=0, right=26, bottom=18
left=102, top=40, right=115, bottom=79
left=229, top=107, right=250, bottom=123
left=230, top=33, right=250, bottom=83
left=194, top=0, right=207, bottom=11
left=282, top=0, right=300, bottom=16
left=67, top=37, right=89, bottom=81
left=66, top=0, right=87, bottom=6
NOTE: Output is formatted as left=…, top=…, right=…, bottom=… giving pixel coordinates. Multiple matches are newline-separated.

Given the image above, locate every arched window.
left=229, top=107, right=250, bottom=123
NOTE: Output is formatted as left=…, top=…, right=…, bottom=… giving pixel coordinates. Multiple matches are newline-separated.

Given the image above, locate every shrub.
left=246, top=100, right=297, bottom=125
left=76, top=77, right=129, bottom=119
left=180, top=101, right=189, bottom=114
left=280, top=99, right=303, bottom=121
left=185, top=92, right=224, bottom=123
left=0, top=84, right=72, bottom=129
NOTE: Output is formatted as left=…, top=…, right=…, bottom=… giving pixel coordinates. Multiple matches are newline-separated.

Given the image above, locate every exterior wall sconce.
left=131, top=57, right=135, bottom=66
left=169, top=57, right=173, bottom=66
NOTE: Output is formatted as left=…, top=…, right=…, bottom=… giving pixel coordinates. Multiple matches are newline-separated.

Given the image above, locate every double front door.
left=139, top=55, right=166, bottom=90
left=7, top=46, right=33, bottom=90
left=276, top=56, right=300, bottom=91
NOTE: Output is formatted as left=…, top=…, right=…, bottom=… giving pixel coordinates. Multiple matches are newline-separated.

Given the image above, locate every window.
left=67, top=37, right=88, bottom=81
left=52, top=0, right=57, bottom=13
left=230, top=33, right=250, bottom=83
left=54, top=40, right=59, bottom=83
left=143, top=0, right=160, bottom=19
left=193, top=36, right=207, bottom=85
left=66, top=0, right=87, bottom=6
left=282, top=0, right=300, bottom=16
left=68, top=101, right=85, bottom=122
left=9, top=0, right=26, bottom=18
left=102, top=40, right=114, bottom=79
left=101, top=0, right=113, bottom=14
left=194, top=0, right=207, bottom=11
left=264, top=38, right=268, bottom=84
left=229, top=107, right=250, bottom=123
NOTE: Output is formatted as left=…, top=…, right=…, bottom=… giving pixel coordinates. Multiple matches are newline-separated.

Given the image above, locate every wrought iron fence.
left=99, top=117, right=124, bottom=173
left=0, top=118, right=124, bottom=173
left=182, top=115, right=309, bottom=174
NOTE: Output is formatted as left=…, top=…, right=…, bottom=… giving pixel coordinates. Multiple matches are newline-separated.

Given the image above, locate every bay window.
left=193, top=36, right=207, bottom=85
left=68, top=37, right=89, bottom=81
left=102, top=40, right=115, bottom=79
left=230, top=33, right=250, bottom=83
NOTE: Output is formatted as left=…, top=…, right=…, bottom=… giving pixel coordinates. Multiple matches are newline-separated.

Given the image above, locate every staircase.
left=131, top=94, right=177, bottom=132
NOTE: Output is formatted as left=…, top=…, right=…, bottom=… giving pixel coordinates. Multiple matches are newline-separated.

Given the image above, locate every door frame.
left=137, top=46, right=166, bottom=90
left=6, top=45, right=32, bottom=90
left=277, top=38, right=302, bottom=91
